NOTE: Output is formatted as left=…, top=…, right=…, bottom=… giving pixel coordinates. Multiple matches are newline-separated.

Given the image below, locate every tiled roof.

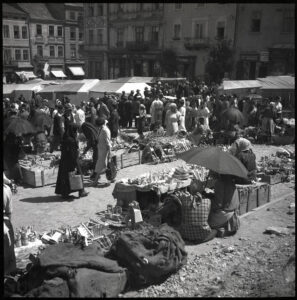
left=16, top=3, right=57, bottom=20
left=2, top=3, right=27, bottom=16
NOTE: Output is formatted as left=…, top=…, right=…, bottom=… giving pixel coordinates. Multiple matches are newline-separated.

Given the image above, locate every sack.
left=110, top=223, right=187, bottom=287
left=106, top=156, right=117, bottom=181
left=68, top=171, right=83, bottom=191
left=226, top=209, right=240, bottom=233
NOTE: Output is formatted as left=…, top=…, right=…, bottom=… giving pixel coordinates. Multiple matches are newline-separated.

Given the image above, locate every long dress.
left=150, top=99, right=164, bottom=125
left=95, top=125, right=111, bottom=175
left=178, top=106, right=187, bottom=132
left=165, top=110, right=181, bottom=136
left=55, top=136, right=79, bottom=196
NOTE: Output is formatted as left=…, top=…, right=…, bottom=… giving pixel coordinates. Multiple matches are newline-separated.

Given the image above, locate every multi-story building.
left=47, top=3, right=85, bottom=79
left=163, top=3, right=237, bottom=80
left=234, top=3, right=295, bottom=79
left=81, top=3, right=108, bottom=79
left=108, top=3, right=164, bottom=78
left=16, top=3, right=66, bottom=79
left=2, top=3, right=33, bottom=83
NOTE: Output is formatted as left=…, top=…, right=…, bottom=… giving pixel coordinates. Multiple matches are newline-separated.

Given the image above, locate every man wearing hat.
left=50, top=105, right=65, bottom=153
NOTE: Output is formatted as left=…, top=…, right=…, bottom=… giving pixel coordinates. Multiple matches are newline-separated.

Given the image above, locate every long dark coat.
left=109, top=109, right=120, bottom=138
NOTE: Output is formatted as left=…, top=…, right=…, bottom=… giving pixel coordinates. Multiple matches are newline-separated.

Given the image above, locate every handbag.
left=68, top=171, right=83, bottom=191
left=106, top=155, right=117, bottom=181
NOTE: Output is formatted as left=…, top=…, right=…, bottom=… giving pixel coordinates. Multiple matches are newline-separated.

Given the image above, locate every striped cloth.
left=176, top=191, right=212, bottom=242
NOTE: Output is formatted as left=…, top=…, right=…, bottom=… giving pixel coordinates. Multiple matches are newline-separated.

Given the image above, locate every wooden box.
left=119, top=150, right=142, bottom=169
left=236, top=183, right=270, bottom=215
left=21, top=167, right=58, bottom=187
left=258, top=173, right=282, bottom=185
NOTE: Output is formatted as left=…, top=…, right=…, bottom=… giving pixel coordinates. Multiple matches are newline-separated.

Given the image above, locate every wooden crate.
left=21, top=167, right=58, bottom=187
left=236, top=183, right=271, bottom=215
left=258, top=173, right=282, bottom=185
left=119, top=150, right=142, bottom=169
left=21, top=167, right=43, bottom=187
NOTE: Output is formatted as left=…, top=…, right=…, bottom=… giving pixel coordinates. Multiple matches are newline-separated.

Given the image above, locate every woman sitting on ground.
left=208, top=173, right=240, bottom=236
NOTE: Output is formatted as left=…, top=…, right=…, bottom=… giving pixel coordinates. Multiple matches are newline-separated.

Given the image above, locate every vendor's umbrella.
left=81, top=122, right=99, bottom=144
left=221, top=107, right=244, bottom=124
left=30, top=113, right=53, bottom=132
left=4, top=117, right=36, bottom=137
left=177, top=146, right=248, bottom=179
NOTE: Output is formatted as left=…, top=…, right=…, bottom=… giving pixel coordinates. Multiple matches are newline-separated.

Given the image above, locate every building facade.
left=16, top=3, right=66, bottom=79
left=81, top=3, right=108, bottom=79
left=234, top=3, right=295, bottom=79
left=108, top=3, right=164, bottom=78
left=2, top=3, right=32, bottom=83
left=163, top=3, right=237, bottom=80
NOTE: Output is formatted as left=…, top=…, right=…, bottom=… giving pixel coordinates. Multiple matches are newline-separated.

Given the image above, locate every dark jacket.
left=97, top=102, right=110, bottom=120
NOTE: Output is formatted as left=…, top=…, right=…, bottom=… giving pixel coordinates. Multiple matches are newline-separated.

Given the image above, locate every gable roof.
left=16, top=3, right=57, bottom=21
left=2, top=3, right=27, bottom=17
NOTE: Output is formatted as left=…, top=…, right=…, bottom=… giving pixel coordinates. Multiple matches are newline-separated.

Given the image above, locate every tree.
left=158, top=49, right=178, bottom=77
left=205, top=39, right=235, bottom=85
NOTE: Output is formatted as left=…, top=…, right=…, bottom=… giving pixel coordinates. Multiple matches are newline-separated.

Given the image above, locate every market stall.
left=218, top=80, right=262, bottom=97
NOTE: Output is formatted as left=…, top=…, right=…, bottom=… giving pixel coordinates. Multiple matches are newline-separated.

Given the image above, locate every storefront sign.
left=240, top=54, right=259, bottom=61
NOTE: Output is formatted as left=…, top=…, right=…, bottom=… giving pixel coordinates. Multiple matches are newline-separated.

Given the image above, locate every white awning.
left=15, top=71, right=37, bottom=79
left=51, top=70, right=67, bottom=78
left=68, top=66, right=85, bottom=76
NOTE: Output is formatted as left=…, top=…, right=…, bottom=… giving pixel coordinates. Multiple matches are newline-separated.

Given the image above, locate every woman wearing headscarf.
left=178, top=98, right=187, bottom=132
left=55, top=123, right=88, bottom=199
left=108, top=102, right=120, bottom=141
left=92, top=117, right=112, bottom=186
left=3, top=172, right=16, bottom=275
left=165, top=103, right=181, bottom=136
left=137, top=103, right=147, bottom=139
left=229, top=137, right=257, bottom=184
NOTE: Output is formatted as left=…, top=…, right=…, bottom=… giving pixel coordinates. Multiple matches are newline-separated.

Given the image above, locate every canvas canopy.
left=89, top=80, right=151, bottom=98
left=51, top=70, right=67, bottom=78
left=68, top=66, right=85, bottom=76
left=9, top=82, right=50, bottom=101
left=219, top=80, right=262, bottom=90
left=257, top=76, right=295, bottom=90
left=112, top=77, right=154, bottom=83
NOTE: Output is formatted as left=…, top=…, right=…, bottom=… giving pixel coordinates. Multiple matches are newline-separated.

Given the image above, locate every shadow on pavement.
left=19, top=195, right=75, bottom=203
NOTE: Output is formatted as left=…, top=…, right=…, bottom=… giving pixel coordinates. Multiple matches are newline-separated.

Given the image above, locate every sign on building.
left=260, top=51, right=269, bottom=62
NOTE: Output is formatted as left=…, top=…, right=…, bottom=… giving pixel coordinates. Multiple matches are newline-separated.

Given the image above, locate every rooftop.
left=16, top=3, right=57, bottom=21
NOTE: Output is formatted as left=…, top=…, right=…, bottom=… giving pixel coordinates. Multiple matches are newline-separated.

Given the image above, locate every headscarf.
left=235, top=137, right=252, bottom=152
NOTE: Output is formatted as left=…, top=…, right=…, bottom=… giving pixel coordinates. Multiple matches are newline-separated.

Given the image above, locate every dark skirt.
left=55, top=158, right=76, bottom=196
left=4, top=219, right=16, bottom=275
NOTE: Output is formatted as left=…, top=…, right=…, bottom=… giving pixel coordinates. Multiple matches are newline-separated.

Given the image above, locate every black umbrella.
left=81, top=122, right=99, bottom=144
left=221, top=107, right=244, bottom=124
left=4, top=117, right=36, bottom=137
left=30, top=113, right=53, bottom=132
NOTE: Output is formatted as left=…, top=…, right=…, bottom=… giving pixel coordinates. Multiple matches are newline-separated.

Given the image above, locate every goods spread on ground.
left=19, top=153, right=60, bottom=170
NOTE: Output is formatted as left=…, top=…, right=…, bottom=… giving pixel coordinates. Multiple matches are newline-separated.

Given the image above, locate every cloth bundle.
left=109, top=223, right=187, bottom=287
left=18, top=243, right=127, bottom=298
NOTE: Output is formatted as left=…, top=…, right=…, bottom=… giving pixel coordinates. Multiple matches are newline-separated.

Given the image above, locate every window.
left=118, top=3, right=124, bottom=11
left=69, top=11, right=75, bottom=20
left=57, top=46, right=64, bottom=57
left=57, top=26, right=63, bottom=37
left=173, top=24, right=181, bottom=39
left=136, top=3, right=143, bottom=11
left=79, top=29, right=83, bottom=41
left=70, top=44, right=76, bottom=58
left=23, top=49, right=29, bottom=60
left=250, top=11, right=261, bottom=32
left=22, top=26, right=28, bottom=39
left=135, top=26, right=144, bottom=42
left=3, top=25, right=10, bottom=38
left=49, top=45, right=55, bottom=57
left=36, top=24, right=42, bottom=35
left=282, top=9, right=294, bottom=33
left=49, top=25, right=54, bottom=36
left=175, top=3, right=182, bottom=9
left=97, top=4, right=103, bottom=16
left=14, top=26, right=20, bottom=39
left=97, top=29, right=103, bottom=44
left=152, top=26, right=159, bottom=43
left=3, top=48, right=12, bottom=63
left=217, top=21, right=225, bottom=39
left=15, top=49, right=21, bottom=60
left=37, top=45, right=43, bottom=57
left=117, top=28, right=124, bottom=46
left=89, top=29, right=94, bottom=44
left=194, top=23, right=204, bottom=38
left=70, top=27, right=76, bottom=40
left=88, top=4, right=94, bottom=17
left=153, top=3, right=160, bottom=10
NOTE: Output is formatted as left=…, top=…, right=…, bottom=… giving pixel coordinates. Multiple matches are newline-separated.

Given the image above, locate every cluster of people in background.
left=3, top=79, right=294, bottom=195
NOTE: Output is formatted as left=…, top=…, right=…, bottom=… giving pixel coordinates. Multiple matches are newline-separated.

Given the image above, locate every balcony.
left=184, top=37, right=210, bottom=50
left=126, top=41, right=150, bottom=51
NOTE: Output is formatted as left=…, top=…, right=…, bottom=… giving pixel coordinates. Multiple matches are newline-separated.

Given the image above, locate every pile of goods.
left=19, top=153, right=60, bottom=170
left=172, top=165, right=192, bottom=180
left=257, top=149, right=295, bottom=183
